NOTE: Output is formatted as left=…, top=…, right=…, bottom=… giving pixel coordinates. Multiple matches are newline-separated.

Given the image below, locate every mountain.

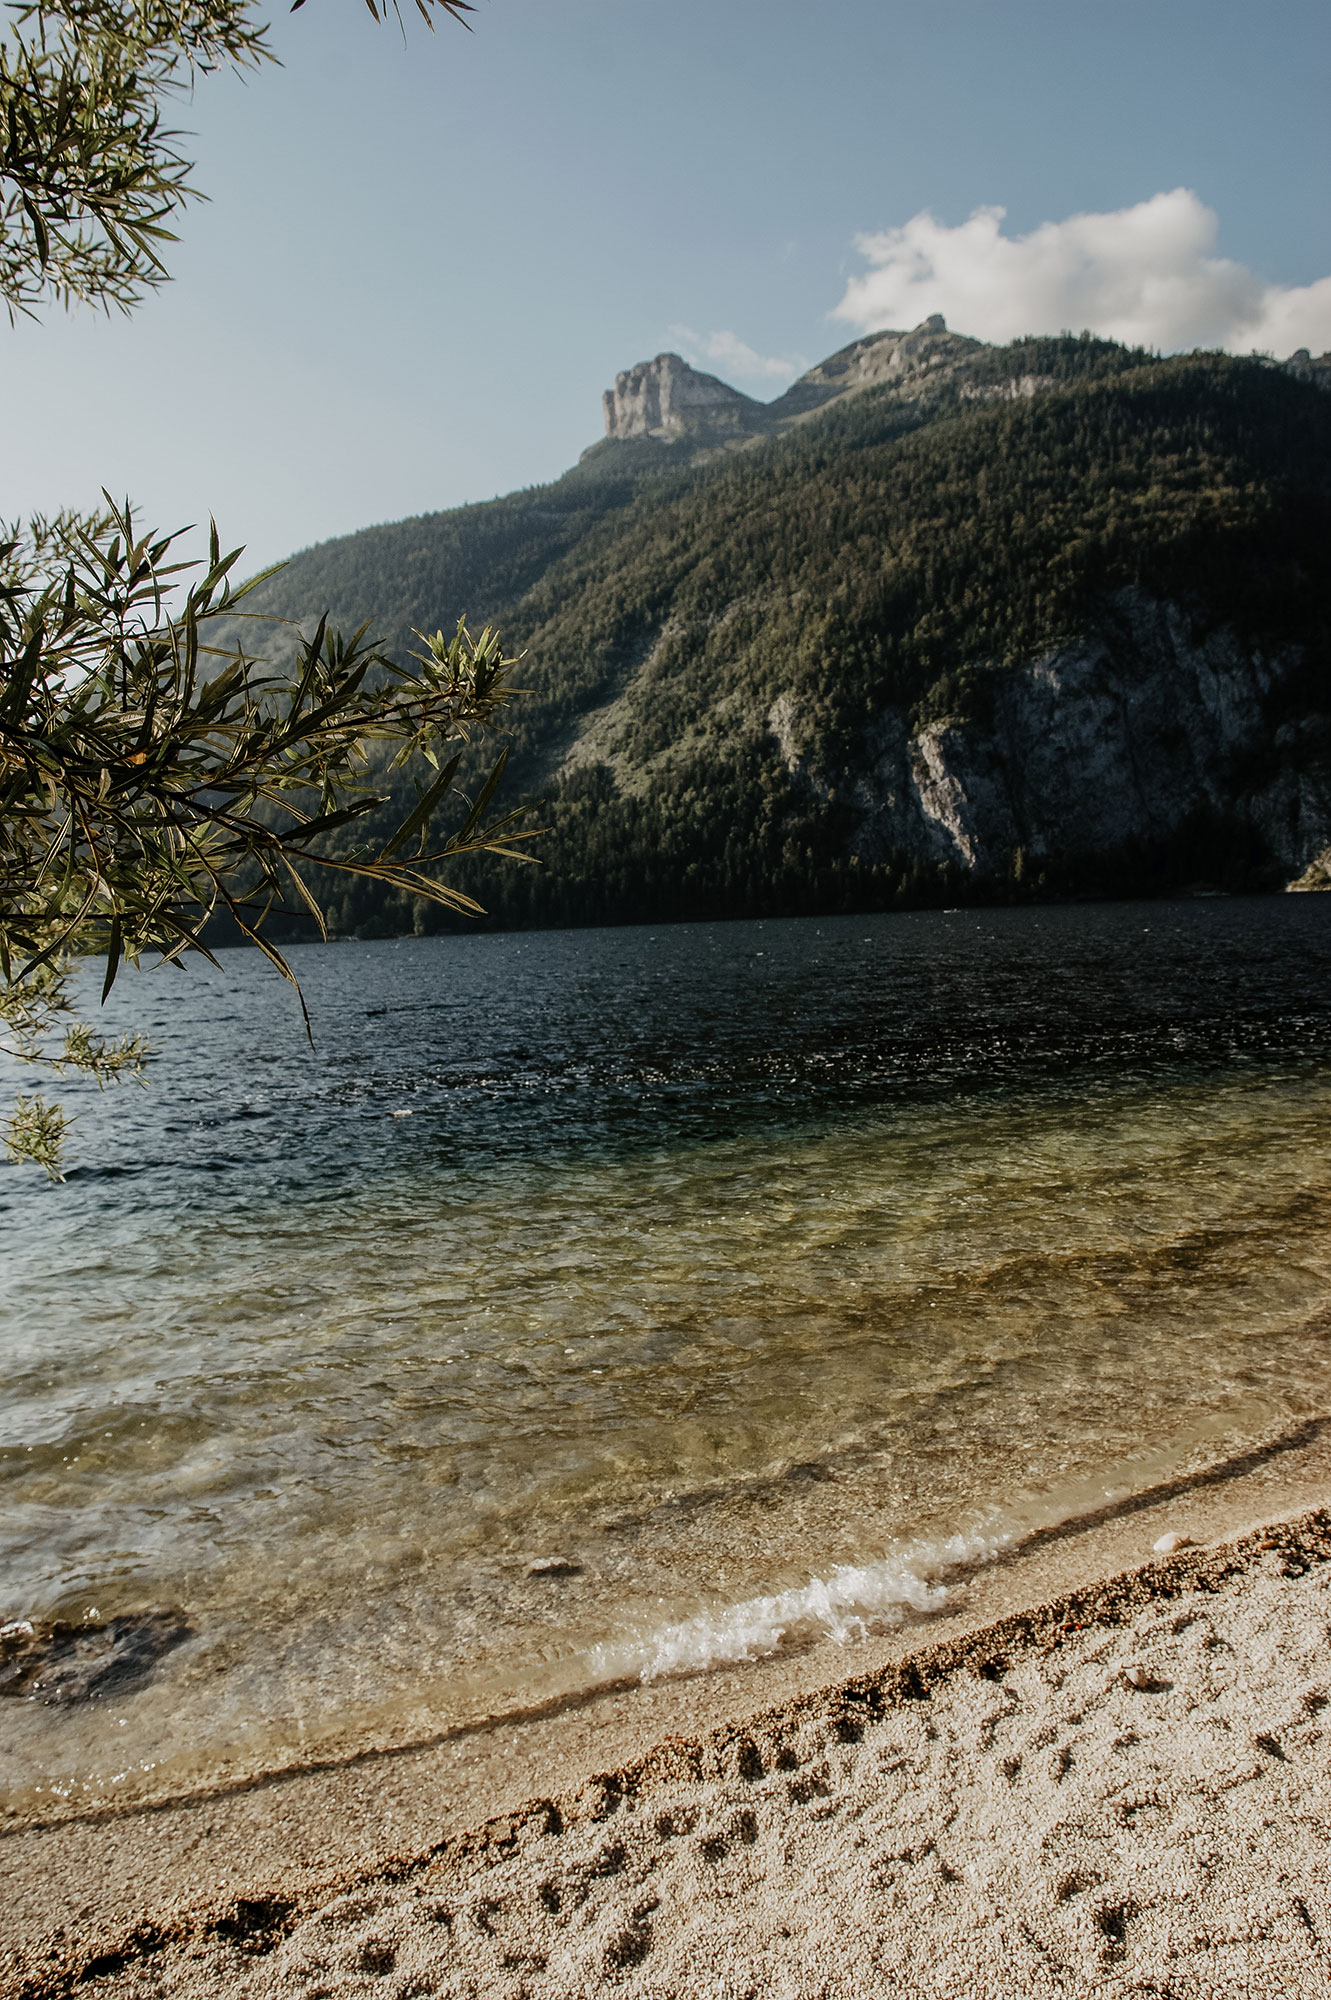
left=232, top=322, right=1331, bottom=937
left=594, top=316, right=982, bottom=451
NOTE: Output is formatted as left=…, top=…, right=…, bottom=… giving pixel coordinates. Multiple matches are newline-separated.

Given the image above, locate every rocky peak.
left=1282, top=348, right=1331, bottom=391
left=768, top=316, right=984, bottom=422
left=602, top=353, right=765, bottom=443
left=595, top=319, right=983, bottom=460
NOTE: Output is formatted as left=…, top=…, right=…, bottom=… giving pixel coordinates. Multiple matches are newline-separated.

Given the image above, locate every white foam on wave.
left=580, top=1408, right=1287, bottom=1694
left=586, top=1528, right=1008, bottom=1686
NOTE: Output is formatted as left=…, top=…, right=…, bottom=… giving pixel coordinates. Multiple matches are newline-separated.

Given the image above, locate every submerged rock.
left=0, top=1609, right=191, bottom=1704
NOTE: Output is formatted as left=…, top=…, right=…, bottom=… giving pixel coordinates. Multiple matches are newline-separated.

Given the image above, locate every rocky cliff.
left=601, top=354, right=765, bottom=443
left=768, top=592, right=1331, bottom=885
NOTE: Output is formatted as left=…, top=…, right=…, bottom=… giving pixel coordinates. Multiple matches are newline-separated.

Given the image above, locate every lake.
left=4, top=897, right=1331, bottom=1815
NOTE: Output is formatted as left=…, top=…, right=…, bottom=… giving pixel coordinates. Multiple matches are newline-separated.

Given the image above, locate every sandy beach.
left=5, top=1425, right=1331, bottom=1999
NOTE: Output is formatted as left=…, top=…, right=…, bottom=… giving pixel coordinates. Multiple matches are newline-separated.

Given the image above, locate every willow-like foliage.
left=1, top=0, right=472, bottom=317
left=2, top=0, right=512, bottom=1176
left=1, top=502, right=539, bottom=1171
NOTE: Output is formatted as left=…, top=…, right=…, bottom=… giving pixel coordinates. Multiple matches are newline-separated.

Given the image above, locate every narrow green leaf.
left=380, top=752, right=461, bottom=860
left=100, top=924, right=122, bottom=1008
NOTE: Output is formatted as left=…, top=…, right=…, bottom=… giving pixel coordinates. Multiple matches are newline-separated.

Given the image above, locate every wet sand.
left=5, top=1421, right=1331, bottom=1996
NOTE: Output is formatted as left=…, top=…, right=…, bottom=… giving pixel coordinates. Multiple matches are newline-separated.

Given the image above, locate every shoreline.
left=5, top=1417, right=1331, bottom=1995
left=7, top=1414, right=1330, bottom=1843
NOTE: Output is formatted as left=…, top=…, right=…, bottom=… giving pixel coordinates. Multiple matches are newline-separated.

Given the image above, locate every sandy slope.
left=16, top=1510, right=1331, bottom=1999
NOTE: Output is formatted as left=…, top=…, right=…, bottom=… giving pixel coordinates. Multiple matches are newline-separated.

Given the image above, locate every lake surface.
left=4, top=899, right=1331, bottom=1814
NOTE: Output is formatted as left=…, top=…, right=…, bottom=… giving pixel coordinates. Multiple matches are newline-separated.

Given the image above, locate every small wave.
left=587, top=1530, right=1004, bottom=1685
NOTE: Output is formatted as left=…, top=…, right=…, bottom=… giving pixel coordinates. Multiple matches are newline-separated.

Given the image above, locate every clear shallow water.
left=4, top=899, right=1331, bottom=1812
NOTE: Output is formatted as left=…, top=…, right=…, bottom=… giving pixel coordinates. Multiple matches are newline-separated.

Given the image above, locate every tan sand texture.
left=9, top=1508, right=1331, bottom=1998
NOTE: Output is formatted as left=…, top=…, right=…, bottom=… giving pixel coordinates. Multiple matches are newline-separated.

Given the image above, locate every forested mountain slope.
left=236, top=328, right=1331, bottom=935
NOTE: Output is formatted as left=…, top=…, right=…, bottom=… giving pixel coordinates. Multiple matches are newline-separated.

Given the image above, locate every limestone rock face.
left=1288, top=846, right=1331, bottom=891
left=596, top=319, right=986, bottom=453
left=1282, top=349, right=1331, bottom=392
left=960, top=373, right=1056, bottom=403
left=785, top=314, right=976, bottom=398
left=771, top=591, right=1331, bottom=883
left=602, top=354, right=764, bottom=443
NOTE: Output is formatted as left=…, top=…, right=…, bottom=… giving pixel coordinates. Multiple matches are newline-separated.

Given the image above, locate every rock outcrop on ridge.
left=591, top=317, right=986, bottom=459
left=601, top=354, right=766, bottom=444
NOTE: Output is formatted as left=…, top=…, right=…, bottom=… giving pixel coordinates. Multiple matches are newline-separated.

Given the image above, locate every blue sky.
left=6, top=0, right=1330, bottom=573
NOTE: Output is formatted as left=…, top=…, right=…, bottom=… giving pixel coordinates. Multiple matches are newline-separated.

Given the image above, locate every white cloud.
left=670, top=326, right=808, bottom=383
left=833, top=190, right=1331, bottom=356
